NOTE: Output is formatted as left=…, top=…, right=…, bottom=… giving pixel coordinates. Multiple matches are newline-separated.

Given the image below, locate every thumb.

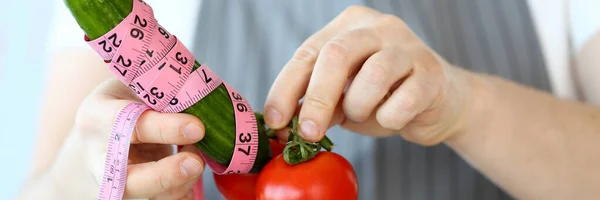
left=123, top=145, right=205, bottom=199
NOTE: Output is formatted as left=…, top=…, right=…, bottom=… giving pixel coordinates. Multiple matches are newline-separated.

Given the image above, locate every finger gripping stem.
left=281, top=116, right=334, bottom=165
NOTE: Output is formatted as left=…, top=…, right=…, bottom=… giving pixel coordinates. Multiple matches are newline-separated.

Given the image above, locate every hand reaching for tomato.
left=222, top=3, right=488, bottom=199
left=263, top=5, right=473, bottom=147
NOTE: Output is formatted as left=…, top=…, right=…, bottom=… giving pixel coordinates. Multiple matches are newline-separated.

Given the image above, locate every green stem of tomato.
left=318, top=134, right=334, bottom=151
left=256, top=112, right=334, bottom=165
left=282, top=116, right=334, bottom=165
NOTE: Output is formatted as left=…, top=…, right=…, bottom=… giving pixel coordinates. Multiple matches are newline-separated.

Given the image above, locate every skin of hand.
left=265, top=5, right=600, bottom=200
left=264, top=5, right=473, bottom=146
left=20, top=78, right=207, bottom=200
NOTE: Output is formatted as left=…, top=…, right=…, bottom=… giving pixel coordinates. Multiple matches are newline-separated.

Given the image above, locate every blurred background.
left=0, top=1, right=55, bottom=197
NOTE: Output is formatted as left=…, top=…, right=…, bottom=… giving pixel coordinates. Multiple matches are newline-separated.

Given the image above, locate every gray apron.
left=191, top=0, right=551, bottom=199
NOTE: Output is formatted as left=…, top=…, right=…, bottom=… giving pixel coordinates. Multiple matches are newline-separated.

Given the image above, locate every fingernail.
left=265, top=108, right=282, bottom=126
left=183, top=123, right=203, bottom=141
left=299, top=119, right=319, bottom=140
left=181, top=157, right=203, bottom=177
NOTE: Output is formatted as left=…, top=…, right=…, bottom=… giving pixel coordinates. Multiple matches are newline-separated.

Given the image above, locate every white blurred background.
left=0, top=1, right=55, bottom=197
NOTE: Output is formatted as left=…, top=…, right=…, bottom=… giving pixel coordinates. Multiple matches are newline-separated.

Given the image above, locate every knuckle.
left=417, top=50, right=445, bottom=73
left=394, top=95, right=419, bottom=114
left=373, top=14, right=413, bottom=38
left=343, top=100, right=369, bottom=122
left=321, top=40, right=349, bottom=60
left=304, top=94, right=335, bottom=110
left=415, top=74, right=439, bottom=100
left=156, top=116, right=168, bottom=144
left=375, top=97, right=419, bottom=130
left=376, top=108, right=401, bottom=130
left=346, top=28, right=380, bottom=46
left=378, top=14, right=401, bottom=24
left=342, top=5, right=380, bottom=18
left=291, top=45, right=318, bottom=65
left=348, top=27, right=372, bottom=35
left=377, top=14, right=407, bottom=29
left=360, top=59, right=388, bottom=85
left=396, top=52, right=416, bottom=72
left=158, top=172, right=172, bottom=191
left=342, top=5, right=367, bottom=16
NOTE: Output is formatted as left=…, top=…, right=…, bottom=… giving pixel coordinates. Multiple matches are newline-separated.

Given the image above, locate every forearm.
left=445, top=69, right=600, bottom=200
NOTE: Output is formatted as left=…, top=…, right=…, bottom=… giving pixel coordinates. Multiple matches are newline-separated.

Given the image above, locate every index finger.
left=263, top=6, right=382, bottom=130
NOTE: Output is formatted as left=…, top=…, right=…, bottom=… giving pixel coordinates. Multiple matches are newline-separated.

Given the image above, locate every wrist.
left=442, top=67, right=496, bottom=148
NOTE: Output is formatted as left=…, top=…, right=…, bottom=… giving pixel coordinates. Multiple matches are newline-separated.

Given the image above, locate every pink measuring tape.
left=85, top=0, right=260, bottom=199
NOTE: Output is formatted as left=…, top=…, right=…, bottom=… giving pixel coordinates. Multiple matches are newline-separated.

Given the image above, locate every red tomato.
left=213, top=138, right=287, bottom=200
left=213, top=172, right=259, bottom=200
left=255, top=151, right=358, bottom=200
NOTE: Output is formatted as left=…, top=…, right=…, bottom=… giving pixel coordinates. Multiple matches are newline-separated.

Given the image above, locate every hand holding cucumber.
left=78, top=78, right=207, bottom=199
left=18, top=77, right=207, bottom=200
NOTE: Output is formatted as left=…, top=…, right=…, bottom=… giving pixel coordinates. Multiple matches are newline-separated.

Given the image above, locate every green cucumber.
left=63, top=0, right=271, bottom=173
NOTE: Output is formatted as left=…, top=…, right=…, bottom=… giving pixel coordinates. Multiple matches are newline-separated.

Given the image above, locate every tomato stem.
left=281, top=116, right=334, bottom=165
left=318, top=135, right=334, bottom=151
left=255, top=112, right=334, bottom=165
left=265, top=129, right=276, bottom=138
